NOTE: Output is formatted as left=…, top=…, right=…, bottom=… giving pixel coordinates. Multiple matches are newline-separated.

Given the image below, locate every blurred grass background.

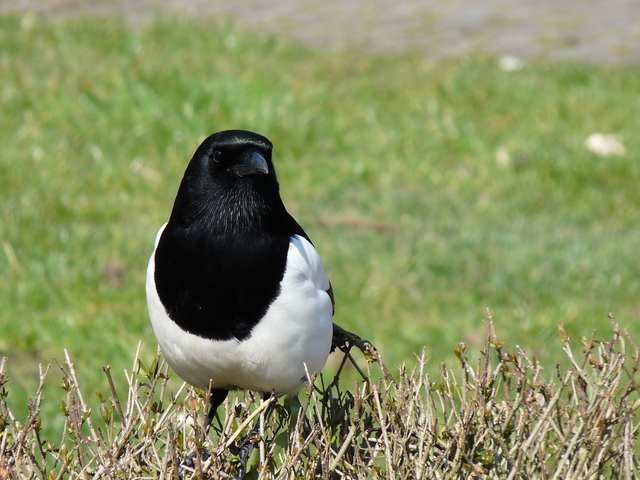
left=1, top=13, right=639, bottom=435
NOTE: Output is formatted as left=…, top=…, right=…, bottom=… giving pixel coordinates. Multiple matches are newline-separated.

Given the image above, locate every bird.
left=145, top=130, right=368, bottom=438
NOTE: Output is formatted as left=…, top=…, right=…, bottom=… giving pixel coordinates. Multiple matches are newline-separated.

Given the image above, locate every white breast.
left=146, top=227, right=333, bottom=395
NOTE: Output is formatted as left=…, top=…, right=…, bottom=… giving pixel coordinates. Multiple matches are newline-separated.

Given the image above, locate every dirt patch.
left=3, top=0, right=640, bottom=63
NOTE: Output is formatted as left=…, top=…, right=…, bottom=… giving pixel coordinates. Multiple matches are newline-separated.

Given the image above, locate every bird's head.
left=195, top=130, right=273, bottom=179
left=169, top=130, right=283, bottom=227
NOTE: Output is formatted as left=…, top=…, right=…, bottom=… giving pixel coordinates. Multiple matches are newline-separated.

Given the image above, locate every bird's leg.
left=230, top=393, right=276, bottom=480
left=331, top=323, right=377, bottom=382
left=181, top=387, right=228, bottom=474
left=206, top=387, right=229, bottom=429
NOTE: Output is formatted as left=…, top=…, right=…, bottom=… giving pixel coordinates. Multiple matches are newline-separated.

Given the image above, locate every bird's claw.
left=179, top=448, right=211, bottom=478
left=332, top=323, right=375, bottom=357
left=229, top=432, right=261, bottom=480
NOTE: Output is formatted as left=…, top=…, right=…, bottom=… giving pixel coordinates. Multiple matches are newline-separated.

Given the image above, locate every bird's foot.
left=330, top=323, right=380, bottom=384
left=332, top=323, right=377, bottom=359
left=229, top=431, right=261, bottom=480
left=180, top=448, right=212, bottom=478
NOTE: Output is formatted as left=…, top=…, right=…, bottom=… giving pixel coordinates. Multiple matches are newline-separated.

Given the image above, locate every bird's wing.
left=326, top=281, right=335, bottom=315
left=286, top=217, right=335, bottom=316
left=287, top=234, right=331, bottom=292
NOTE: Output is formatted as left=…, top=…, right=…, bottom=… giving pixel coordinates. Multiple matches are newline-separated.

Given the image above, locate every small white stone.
left=498, top=56, right=524, bottom=72
left=495, top=147, right=511, bottom=167
left=585, top=133, right=625, bottom=157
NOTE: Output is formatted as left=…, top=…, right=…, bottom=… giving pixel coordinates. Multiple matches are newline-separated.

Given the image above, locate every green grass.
left=1, top=12, right=639, bottom=436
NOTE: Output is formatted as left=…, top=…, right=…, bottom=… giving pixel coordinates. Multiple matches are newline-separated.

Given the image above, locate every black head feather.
left=169, top=130, right=277, bottom=228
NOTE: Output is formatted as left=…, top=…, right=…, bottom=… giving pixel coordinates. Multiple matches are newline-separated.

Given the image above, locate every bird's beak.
left=230, top=151, right=269, bottom=177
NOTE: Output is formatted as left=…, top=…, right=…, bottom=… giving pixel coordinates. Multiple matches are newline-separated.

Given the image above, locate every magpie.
left=146, top=130, right=367, bottom=430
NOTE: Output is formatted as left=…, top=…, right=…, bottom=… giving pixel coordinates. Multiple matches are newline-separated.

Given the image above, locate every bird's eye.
left=212, top=150, right=223, bottom=163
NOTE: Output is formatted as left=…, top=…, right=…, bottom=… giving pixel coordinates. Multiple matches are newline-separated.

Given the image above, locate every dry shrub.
left=1, top=313, right=639, bottom=479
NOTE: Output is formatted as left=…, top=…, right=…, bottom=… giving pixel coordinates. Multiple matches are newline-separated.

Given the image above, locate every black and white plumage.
left=146, top=130, right=341, bottom=422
